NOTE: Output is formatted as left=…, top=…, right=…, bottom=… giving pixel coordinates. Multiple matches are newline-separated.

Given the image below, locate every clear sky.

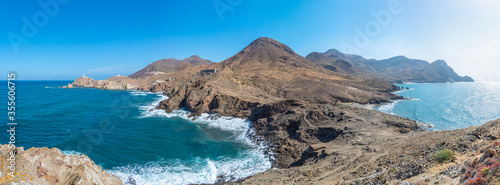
left=1, top=0, right=499, bottom=80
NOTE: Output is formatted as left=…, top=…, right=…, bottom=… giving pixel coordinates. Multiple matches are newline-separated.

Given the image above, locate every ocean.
left=0, top=81, right=271, bottom=184
left=376, top=82, right=500, bottom=130
left=3, top=81, right=499, bottom=184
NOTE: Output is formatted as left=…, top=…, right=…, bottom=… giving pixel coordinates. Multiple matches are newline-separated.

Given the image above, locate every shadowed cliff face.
left=308, top=49, right=474, bottom=83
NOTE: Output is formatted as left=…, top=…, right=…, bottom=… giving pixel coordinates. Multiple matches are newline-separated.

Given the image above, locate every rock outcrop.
left=157, top=80, right=261, bottom=118
left=0, top=144, right=122, bottom=185
left=248, top=99, right=420, bottom=168
left=72, top=76, right=135, bottom=90
left=237, top=119, right=500, bottom=184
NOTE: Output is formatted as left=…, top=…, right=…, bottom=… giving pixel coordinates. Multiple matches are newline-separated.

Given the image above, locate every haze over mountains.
left=131, top=38, right=473, bottom=84
left=307, top=49, right=474, bottom=83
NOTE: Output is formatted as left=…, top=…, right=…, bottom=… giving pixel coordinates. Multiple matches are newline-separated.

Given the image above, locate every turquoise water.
left=6, top=81, right=498, bottom=184
left=376, top=82, right=500, bottom=130
left=0, top=81, right=271, bottom=184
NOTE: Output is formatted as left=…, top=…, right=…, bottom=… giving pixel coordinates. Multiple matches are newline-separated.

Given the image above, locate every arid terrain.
left=8, top=37, right=497, bottom=185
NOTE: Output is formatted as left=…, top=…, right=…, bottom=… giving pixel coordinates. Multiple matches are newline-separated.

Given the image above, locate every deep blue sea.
left=3, top=81, right=499, bottom=184
left=0, top=81, right=271, bottom=185
left=376, top=82, right=500, bottom=130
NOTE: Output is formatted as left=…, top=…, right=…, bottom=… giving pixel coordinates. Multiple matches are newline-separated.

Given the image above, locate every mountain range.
left=307, top=49, right=473, bottom=83
left=131, top=39, right=473, bottom=84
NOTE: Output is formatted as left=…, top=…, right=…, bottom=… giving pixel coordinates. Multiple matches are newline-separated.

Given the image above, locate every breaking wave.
left=110, top=92, right=272, bottom=185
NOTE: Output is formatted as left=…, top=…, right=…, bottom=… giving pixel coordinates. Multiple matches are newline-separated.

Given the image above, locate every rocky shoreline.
left=68, top=76, right=500, bottom=184
left=5, top=37, right=495, bottom=184
left=7, top=80, right=500, bottom=184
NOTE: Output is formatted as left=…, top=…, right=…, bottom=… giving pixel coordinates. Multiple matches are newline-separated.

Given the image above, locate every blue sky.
left=1, top=0, right=499, bottom=80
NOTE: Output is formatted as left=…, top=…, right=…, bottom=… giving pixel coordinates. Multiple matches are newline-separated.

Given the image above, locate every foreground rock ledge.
left=234, top=119, right=500, bottom=185
left=0, top=144, right=122, bottom=185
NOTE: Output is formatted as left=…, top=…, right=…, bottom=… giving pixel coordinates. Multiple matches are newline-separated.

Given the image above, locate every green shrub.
left=483, top=168, right=489, bottom=176
left=433, top=149, right=454, bottom=163
left=388, top=168, right=396, bottom=174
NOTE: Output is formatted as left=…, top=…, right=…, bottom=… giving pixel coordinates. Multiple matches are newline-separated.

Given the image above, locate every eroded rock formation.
left=0, top=144, right=122, bottom=185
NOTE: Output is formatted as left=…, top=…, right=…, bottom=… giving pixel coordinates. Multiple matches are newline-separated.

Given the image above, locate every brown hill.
left=129, top=55, right=214, bottom=79
left=220, top=37, right=317, bottom=70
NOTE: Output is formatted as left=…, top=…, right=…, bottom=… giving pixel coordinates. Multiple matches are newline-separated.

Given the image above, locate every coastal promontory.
left=26, top=37, right=495, bottom=184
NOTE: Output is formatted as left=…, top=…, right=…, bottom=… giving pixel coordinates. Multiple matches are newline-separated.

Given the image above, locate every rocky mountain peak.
left=323, top=49, right=345, bottom=58
left=241, top=37, right=297, bottom=56
left=189, top=55, right=201, bottom=59
left=390, top=55, right=410, bottom=60
left=219, top=37, right=313, bottom=69
left=431, top=59, right=448, bottom=66
left=251, top=37, right=283, bottom=46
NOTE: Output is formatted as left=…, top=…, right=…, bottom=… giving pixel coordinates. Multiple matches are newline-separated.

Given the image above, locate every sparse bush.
left=483, top=168, right=489, bottom=176
left=433, top=149, right=454, bottom=163
left=388, top=168, right=396, bottom=174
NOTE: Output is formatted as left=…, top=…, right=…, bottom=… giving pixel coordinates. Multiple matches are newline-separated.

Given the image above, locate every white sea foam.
left=376, top=97, right=419, bottom=114
left=110, top=152, right=271, bottom=185
left=402, top=82, right=416, bottom=84
left=110, top=93, right=272, bottom=185
left=62, top=150, right=83, bottom=156
left=130, top=90, right=156, bottom=96
left=393, top=88, right=414, bottom=94
left=377, top=100, right=400, bottom=114
left=138, top=93, right=168, bottom=116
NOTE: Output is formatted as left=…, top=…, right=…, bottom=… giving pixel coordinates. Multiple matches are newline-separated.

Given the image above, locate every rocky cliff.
left=238, top=118, right=500, bottom=184
left=55, top=37, right=493, bottom=184
left=0, top=144, right=122, bottom=185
